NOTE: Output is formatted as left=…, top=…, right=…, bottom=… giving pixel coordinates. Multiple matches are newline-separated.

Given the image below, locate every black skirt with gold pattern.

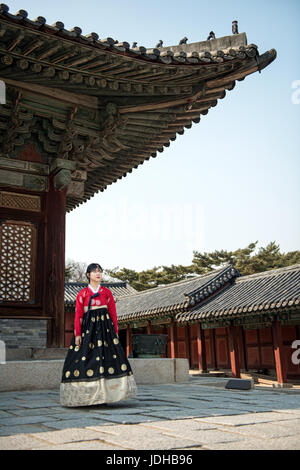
left=60, top=306, right=137, bottom=407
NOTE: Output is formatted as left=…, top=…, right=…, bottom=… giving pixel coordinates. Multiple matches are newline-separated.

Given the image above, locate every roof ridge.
left=116, top=264, right=233, bottom=299
left=0, top=6, right=257, bottom=65
left=184, top=264, right=239, bottom=297
left=236, top=264, right=300, bottom=282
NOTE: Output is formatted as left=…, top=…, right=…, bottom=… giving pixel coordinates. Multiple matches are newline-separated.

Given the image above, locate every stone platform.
left=0, top=376, right=300, bottom=449
left=0, top=358, right=189, bottom=392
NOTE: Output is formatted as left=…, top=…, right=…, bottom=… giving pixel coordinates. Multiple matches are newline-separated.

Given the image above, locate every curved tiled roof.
left=0, top=5, right=260, bottom=65
left=185, top=265, right=240, bottom=305
left=0, top=5, right=277, bottom=212
left=176, top=264, right=300, bottom=323
left=115, top=264, right=238, bottom=322
left=64, top=280, right=138, bottom=306
left=64, top=265, right=300, bottom=326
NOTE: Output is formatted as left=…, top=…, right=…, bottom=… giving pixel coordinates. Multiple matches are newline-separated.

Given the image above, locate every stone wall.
left=0, top=319, right=47, bottom=348
left=0, top=358, right=190, bottom=391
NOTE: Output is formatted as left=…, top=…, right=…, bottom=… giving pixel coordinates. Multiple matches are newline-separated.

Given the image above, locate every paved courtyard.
left=0, top=376, right=299, bottom=450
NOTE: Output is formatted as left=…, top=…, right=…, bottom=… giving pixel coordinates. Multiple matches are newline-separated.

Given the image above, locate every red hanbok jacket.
left=74, top=285, right=118, bottom=337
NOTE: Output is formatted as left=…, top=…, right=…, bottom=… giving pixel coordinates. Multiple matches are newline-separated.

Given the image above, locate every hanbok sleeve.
left=107, top=289, right=118, bottom=336
left=74, top=290, right=85, bottom=337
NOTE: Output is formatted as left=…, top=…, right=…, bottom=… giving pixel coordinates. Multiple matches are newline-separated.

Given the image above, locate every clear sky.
left=6, top=0, right=300, bottom=272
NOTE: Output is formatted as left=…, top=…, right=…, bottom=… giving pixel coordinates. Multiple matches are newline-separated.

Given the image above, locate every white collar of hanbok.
left=88, top=283, right=101, bottom=294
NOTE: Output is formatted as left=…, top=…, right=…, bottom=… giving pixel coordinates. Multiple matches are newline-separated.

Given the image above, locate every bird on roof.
left=179, top=37, right=188, bottom=45
left=132, top=42, right=137, bottom=48
left=156, top=40, right=163, bottom=48
left=207, top=31, right=215, bottom=40
left=232, top=20, right=239, bottom=34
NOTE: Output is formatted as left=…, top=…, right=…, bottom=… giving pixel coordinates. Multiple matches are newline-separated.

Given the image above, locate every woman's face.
left=89, top=267, right=103, bottom=283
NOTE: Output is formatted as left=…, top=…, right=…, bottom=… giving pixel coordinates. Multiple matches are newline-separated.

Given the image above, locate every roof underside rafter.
left=0, top=5, right=277, bottom=211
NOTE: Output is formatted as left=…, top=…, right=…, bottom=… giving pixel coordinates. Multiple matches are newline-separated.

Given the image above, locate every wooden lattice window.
left=0, top=191, right=41, bottom=212
left=0, top=220, right=36, bottom=303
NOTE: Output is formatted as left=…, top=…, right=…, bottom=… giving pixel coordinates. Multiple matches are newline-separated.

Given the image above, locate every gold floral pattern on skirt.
left=60, top=306, right=137, bottom=407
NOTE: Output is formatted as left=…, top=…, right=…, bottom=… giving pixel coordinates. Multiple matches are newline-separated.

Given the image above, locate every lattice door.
left=0, top=220, right=36, bottom=303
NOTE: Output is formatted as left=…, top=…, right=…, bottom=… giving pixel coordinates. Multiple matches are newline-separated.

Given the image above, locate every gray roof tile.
left=176, top=264, right=300, bottom=322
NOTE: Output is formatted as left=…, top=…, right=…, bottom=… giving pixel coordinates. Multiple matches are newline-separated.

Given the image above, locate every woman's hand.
left=75, top=336, right=82, bottom=346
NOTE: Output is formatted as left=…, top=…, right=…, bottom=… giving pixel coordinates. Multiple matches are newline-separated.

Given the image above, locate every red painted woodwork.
left=176, top=325, right=191, bottom=361
left=64, top=331, right=73, bottom=348
left=215, top=327, right=230, bottom=368
left=245, top=329, right=260, bottom=369
left=196, top=322, right=207, bottom=372
left=177, top=341, right=186, bottom=357
left=204, top=332, right=212, bottom=366
left=169, top=320, right=176, bottom=358
left=64, top=310, right=74, bottom=347
left=43, top=177, right=66, bottom=347
left=0, top=189, right=45, bottom=318
left=65, top=311, right=74, bottom=331
left=247, top=346, right=260, bottom=368
left=176, top=325, right=186, bottom=357
left=126, top=326, right=132, bottom=357
left=208, top=329, right=217, bottom=369
left=272, top=319, right=287, bottom=384
left=122, top=322, right=299, bottom=382
left=261, top=346, right=274, bottom=366
left=245, top=329, right=258, bottom=343
left=228, top=325, right=241, bottom=378
left=18, top=143, right=43, bottom=163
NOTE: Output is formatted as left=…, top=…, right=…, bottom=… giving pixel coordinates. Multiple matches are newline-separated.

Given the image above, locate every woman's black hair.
left=86, top=263, right=103, bottom=280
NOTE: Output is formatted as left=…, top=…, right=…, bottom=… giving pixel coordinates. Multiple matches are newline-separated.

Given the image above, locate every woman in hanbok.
left=60, top=263, right=137, bottom=407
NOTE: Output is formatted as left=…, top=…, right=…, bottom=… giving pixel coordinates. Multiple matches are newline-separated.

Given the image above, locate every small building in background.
left=112, top=264, right=300, bottom=385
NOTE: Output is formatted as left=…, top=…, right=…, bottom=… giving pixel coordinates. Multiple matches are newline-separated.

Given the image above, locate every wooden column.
left=241, top=327, right=248, bottom=371
left=147, top=321, right=152, bottom=334
left=209, top=329, right=218, bottom=370
left=228, top=325, right=241, bottom=378
left=184, top=325, right=190, bottom=366
left=44, top=176, right=66, bottom=348
left=196, top=322, right=207, bottom=372
left=126, top=325, right=132, bottom=358
left=170, top=319, right=176, bottom=358
left=188, top=324, right=194, bottom=368
left=257, top=328, right=263, bottom=371
left=272, top=318, right=287, bottom=384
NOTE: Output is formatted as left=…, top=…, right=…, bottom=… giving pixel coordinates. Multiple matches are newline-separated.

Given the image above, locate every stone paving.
left=0, top=376, right=300, bottom=450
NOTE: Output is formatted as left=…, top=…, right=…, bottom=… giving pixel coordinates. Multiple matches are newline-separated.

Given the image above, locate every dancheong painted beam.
left=0, top=4, right=276, bottom=212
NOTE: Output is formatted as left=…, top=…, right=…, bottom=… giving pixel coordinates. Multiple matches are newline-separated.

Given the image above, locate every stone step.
left=5, top=348, right=68, bottom=361
left=0, top=358, right=190, bottom=392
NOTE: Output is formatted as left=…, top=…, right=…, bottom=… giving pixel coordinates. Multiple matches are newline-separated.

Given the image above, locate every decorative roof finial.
left=0, top=4, right=9, bottom=13
left=132, top=42, right=137, bottom=48
left=156, top=40, right=163, bottom=48
left=179, top=36, right=188, bottom=45
left=207, top=31, right=215, bottom=40
left=232, top=20, right=238, bottom=34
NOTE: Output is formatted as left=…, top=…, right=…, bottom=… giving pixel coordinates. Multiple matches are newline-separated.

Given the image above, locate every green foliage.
left=192, top=241, right=300, bottom=276
left=105, top=264, right=194, bottom=291
left=67, top=242, right=300, bottom=290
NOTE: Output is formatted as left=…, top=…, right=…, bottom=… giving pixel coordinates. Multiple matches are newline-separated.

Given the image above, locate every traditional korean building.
left=0, top=5, right=276, bottom=348
left=115, top=264, right=300, bottom=384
